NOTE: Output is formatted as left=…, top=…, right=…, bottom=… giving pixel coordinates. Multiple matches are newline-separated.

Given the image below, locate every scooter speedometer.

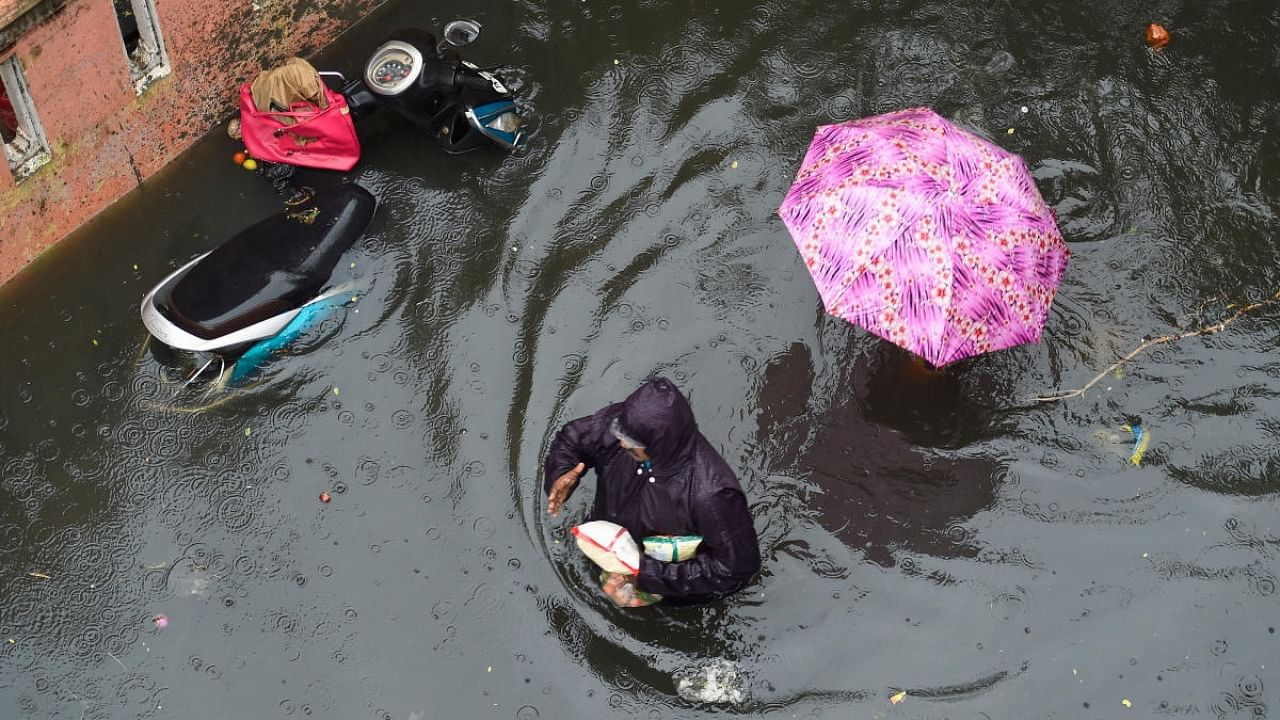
left=364, top=41, right=424, bottom=96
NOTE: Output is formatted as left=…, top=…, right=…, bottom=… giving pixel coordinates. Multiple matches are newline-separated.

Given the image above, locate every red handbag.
left=238, top=82, right=361, bottom=171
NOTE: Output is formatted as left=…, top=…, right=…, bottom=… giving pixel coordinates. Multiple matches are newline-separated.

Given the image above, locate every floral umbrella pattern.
left=778, top=107, right=1070, bottom=366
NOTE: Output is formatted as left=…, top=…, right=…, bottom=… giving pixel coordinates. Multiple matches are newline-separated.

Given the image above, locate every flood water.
left=4, top=0, right=1280, bottom=717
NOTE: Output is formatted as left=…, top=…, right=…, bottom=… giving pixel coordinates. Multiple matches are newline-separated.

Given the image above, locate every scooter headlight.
left=488, top=111, right=522, bottom=134
left=465, top=101, right=526, bottom=150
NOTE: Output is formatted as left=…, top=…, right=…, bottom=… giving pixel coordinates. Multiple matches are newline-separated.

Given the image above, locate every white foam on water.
left=675, top=659, right=747, bottom=705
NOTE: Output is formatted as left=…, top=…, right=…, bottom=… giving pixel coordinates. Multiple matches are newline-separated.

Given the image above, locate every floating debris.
left=675, top=659, right=746, bottom=705
left=319, top=491, right=332, bottom=503
left=1121, top=422, right=1150, bottom=465
left=1146, top=24, right=1170, bottom=49
left=984, top=50, right=1015, bottom=75
left=890, top=690, right=907, bottom=705
left=152, top=614, right=169, bottom=630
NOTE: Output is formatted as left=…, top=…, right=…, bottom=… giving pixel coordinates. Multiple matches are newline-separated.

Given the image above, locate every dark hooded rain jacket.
left=543, top=377, right=761, bottom=601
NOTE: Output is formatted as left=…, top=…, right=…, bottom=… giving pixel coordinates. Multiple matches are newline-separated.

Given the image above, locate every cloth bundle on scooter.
left=239, top=57, right=361, bottom=171
left=251, top=57, right=329, bottom=123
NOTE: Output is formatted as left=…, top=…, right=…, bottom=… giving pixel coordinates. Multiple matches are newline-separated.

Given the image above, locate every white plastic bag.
left=572, top=521, right=640, bottom=575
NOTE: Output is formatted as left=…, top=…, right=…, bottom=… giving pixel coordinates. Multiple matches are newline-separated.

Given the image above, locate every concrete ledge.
left=0, top=0, right=71, bottom=52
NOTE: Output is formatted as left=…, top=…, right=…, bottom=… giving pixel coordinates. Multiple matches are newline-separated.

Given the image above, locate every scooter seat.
left=160, top=185, right=376, bottom=341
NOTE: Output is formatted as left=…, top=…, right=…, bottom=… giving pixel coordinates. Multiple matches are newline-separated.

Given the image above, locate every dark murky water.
left=4, top=0, right=1280, bottom=717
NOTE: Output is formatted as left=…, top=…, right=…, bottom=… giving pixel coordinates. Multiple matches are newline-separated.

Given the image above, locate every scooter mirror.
left=443, top=19, right=482, bottom=47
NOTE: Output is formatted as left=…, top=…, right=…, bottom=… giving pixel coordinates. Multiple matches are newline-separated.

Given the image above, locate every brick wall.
left=0, top=0, right=380, bottom=283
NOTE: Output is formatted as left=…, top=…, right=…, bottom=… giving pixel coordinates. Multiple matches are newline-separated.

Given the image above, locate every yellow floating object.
left=1119, top=424, right=1149, bottom=465
left=890, top=691, right=907, bottom=705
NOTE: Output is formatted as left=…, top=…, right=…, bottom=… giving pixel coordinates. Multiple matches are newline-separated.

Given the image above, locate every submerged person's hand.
left=547, top=462, right=585, bottom=516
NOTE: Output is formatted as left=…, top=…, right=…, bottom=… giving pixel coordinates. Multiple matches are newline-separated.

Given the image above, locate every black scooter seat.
left=159, top=185, right=376, bottom=340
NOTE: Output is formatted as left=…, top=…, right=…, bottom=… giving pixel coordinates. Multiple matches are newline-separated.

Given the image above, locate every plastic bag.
left=642, top=535, right=703, bottom=562
left=600, top=570, right=662, bottom=607
left=572, top=521, right=640, bottom=575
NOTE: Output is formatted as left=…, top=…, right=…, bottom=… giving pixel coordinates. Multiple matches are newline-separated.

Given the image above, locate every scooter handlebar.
left=453, top=70, right=499, bottom=94
left=317, top=71, right=347, bottom=86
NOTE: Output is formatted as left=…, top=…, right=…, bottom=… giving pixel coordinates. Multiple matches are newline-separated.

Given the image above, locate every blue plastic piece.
left=468, top=100, right=525, bottom=149
left=230, top=299, right=340, bottom=383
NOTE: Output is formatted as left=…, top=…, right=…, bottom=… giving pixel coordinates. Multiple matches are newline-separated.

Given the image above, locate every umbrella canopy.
left=778, top=107, right=1069, bottom=367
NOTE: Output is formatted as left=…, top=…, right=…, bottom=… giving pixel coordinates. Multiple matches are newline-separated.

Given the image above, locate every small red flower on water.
left=319, top=492, right=332, bottom=503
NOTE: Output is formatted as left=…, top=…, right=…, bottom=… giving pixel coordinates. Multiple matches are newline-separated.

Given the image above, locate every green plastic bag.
left=642, top=535, right=703, bottom=562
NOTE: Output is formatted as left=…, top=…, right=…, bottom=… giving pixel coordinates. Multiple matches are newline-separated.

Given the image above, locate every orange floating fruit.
left=232, top=151, right=247, bottom=165
left=1146, top=23, right=1170, bottom=49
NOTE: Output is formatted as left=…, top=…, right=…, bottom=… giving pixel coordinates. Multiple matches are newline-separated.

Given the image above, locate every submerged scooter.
left=140, top=185, right=376, bottom=385
left=330, top=19, right=526, bottom=153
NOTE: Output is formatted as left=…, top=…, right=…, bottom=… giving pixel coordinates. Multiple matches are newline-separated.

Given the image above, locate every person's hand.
left=547, top=462, right=585, bottom=516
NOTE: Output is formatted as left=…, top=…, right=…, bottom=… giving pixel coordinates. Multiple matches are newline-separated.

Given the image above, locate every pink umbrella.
left=778, top=107, right=1069, bottom=367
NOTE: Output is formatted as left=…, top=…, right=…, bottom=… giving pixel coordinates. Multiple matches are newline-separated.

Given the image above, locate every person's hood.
left=615, top=377, right=697, bottom=467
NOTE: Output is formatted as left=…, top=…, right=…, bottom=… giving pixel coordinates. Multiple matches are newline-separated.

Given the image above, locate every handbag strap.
left=241, top=82, right=346, bottom=119
left=267, top=93, right=348, bottom=130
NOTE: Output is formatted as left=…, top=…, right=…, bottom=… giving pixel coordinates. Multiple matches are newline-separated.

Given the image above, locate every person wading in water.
left=544, top=377, right=761, bottom=604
